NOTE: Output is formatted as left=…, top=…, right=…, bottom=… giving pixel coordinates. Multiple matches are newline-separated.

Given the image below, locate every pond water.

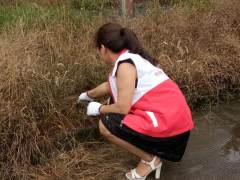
left=149, top=100, right=240, bottom=180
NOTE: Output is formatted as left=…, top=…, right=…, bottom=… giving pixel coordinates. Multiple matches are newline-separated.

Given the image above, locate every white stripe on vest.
left=146, top=111, right=158, bottom=127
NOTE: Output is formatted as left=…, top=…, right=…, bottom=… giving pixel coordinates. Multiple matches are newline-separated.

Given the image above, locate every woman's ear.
left=100, top=45, right=106, bottom=54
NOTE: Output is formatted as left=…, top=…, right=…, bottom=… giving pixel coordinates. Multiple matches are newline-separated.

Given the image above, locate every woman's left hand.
left=87, top=102, right=102, bottom=116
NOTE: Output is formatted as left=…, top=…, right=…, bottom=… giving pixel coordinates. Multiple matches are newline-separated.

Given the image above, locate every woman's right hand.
left=77, top=92, right=93, bottom=102
left=77, top=82, right=110, bottom=103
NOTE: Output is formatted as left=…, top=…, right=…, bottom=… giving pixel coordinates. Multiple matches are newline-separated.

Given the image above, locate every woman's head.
left=94, top=23, right=158, bottom=66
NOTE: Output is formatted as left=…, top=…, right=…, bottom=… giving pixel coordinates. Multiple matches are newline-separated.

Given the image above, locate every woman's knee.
left=99, top=119, right=112, bottom=137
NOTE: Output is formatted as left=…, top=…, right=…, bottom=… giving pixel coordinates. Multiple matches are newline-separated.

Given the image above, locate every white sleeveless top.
left=108, top=50, right=194, bottom=137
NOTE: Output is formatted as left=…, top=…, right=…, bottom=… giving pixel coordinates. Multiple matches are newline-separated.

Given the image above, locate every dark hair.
left=94, top=23, right=158, bottom=66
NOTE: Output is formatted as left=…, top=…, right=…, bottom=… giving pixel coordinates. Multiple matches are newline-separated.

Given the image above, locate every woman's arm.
left=88, top=82, right=110, bottom=98
left=100, top=63, right=137, bottom=115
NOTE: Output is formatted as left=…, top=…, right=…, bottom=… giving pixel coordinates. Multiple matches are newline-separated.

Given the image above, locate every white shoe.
left=126, top=156, right=162, bottom=180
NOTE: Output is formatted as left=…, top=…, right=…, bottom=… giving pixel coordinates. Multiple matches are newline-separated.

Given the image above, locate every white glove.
left=78, top=92, right=93, bottom=102
left=87, top=102, right=102, bottom=116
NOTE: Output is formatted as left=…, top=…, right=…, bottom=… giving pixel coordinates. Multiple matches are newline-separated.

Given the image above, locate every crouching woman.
left=78, top=23, right=194, bottom=180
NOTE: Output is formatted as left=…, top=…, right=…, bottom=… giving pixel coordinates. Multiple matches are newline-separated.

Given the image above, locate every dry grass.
left=26, top=144, right=132, bottom=180
left=0, top=0, right=240, bottom=179
left=133, top=0, right=240, bottom=108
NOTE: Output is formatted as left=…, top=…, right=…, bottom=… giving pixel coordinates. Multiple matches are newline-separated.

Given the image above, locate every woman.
left=78, top=23, right=194, bottom=180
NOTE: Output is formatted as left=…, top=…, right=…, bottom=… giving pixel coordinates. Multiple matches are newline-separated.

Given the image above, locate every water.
left=148, top=100, right=240, bottom=180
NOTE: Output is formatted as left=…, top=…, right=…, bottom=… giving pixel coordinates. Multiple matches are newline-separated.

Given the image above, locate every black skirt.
left=100, top=96, right=190, bottom=162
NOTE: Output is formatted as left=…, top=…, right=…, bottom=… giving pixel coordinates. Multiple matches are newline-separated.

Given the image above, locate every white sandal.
left=126, top=156, right=162, bottom=180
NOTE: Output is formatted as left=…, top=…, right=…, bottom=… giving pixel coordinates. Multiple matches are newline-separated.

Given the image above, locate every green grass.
left=0, top=0, right=212, bottom=30
left=0, top=4, right=79, bottom=32
left=0, top=1, right=119, bottom=33
left=0, top=5, right=45, bottom=27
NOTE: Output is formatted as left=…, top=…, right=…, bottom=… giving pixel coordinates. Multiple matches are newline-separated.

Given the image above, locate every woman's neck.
left=108, top=51, right=120, bottom=65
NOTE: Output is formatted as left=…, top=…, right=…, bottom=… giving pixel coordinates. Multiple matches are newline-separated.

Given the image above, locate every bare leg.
left=99, top=120, right=161, bottom=177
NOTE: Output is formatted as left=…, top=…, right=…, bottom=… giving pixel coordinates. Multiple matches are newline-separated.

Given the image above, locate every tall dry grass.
left=136, top=0, right=240, bottom=108
left=0, top=0, right=240, bottom=179
left=0, top=7, right=108, bottom=179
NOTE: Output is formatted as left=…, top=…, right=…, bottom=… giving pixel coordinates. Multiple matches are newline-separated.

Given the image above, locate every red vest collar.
left=110, top=48, right=127, bottom=75
left=116, top=48, right=127, bottom=60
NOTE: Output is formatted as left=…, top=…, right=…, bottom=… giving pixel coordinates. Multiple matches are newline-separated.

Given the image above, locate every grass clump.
left=0, top=0, right=240, bottom=179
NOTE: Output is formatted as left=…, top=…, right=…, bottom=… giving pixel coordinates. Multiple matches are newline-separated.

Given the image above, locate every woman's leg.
left=99, top=120, right=161, bottom=177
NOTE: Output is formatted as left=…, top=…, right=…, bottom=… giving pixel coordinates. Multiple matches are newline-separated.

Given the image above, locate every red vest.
left=108, top=50, right=194, bottom=138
